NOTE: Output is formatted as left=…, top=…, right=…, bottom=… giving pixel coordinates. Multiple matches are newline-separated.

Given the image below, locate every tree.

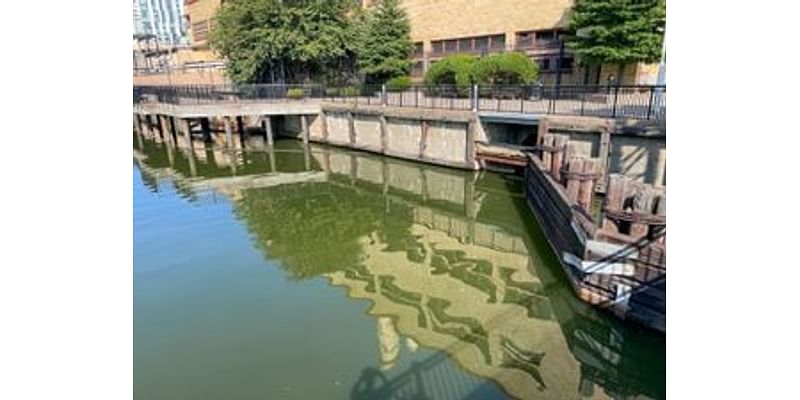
left=424, top=54, right=477, bottom=87
left=474, top=52, right=539, bottom=85
left=210, top=0, right=357, bottom=84
left=355, top=0, right=414, bottom=83
left=566, top=0, right=665, bottom=78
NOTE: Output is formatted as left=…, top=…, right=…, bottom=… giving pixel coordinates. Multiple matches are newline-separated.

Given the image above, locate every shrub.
left=324, top=88, right=340, bottom=97
left=424, top=54, right=477, bottom=87
left=287, top=88, right=305, bottom=99
left=474, top=52, right=539, bottom=85
left=342, top=86, right=360, bottom=97
left=386, top=76, right=412, bottom=92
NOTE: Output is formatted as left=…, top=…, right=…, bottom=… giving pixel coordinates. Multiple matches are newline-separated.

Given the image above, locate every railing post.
left=475, top=85, right=481, bottom=112
left=382, top=84, right=388, bottom=107
left=472, top=84, right=478, bottom=112
left=646, top=86, right=655, bottom=120
left=611, top=85, right=619, bottom=118
left=580, top=86, right=586, bottom=116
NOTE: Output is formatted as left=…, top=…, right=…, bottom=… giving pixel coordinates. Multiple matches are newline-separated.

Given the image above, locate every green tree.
left=355, top=0, right=414, bottom=83
left=424, top=54, right=477, bottom=87
left=210, top=0, right=357, bottom=84
left=566, top=0, right=665, bottom=77
left=474, top=52, right=539, bottom=85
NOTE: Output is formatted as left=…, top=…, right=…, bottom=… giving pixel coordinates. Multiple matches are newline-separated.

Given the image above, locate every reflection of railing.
left=350, top=349, right=498, bottom=400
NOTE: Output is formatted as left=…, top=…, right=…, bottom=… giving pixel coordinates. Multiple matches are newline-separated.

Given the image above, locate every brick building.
left=366, top=0, right=659, bottom=85
left=135, top=0, right=659, bottom=86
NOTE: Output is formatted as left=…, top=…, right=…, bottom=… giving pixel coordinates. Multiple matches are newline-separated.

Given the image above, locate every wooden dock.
left=523, top=131, right=666, bottom=332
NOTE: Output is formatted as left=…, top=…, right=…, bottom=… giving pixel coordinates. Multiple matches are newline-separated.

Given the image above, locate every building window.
left=474, top=36, right=488, bottom=51
left=458, top=38, right=472, bottom=52
left=560, top=57, right=574, bottom=71
left=516, top=31, right=534, bottom=49
left=536, top=30, right=554, bottom=42
left=192, top=20, right=209, bottom=42
left=413, top=42, right=423, bottom=57
left=490, top=34, right=505, bottom=50
left=411, top=61, right=424, bottom=77
left=444, top=39, right=458, bottom=53
left=538, top=58, right=551, bottom=71
left=431, top=41, right=443, bottom=55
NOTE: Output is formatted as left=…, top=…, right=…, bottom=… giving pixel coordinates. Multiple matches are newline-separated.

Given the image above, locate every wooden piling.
left=348, top=112, right=356, bottom=145
left=578, top=159, right=597, bottom=212
left=301, top=115, right=310, bottom=145
left=564, top=157, right=584, bottom=204
left=379, top=115, right=388, bottom=153
left=224, top=117, right=233, bottom=147
left=603, top=174, right=626, bottom=233
left=629, top=183, right=654, bottom=238
left=236, top=116, right=245, bottom=137
left=262, top=116, right=274, bottom=147
left=551, top=135, right=568, bottom=181
left=420, top=120, right=430, bottom=159
left=200, top=118, right=212, bottom=142
left=542, top=134, right=554, bottom=170
left=466, top=118, right=476, bottom=166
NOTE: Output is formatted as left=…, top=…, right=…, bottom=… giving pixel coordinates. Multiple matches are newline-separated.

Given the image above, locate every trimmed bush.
left=424, top=54, right=477, bottom=87
left=474, top=52, right=539, bottom=85
left=386, top=76, right=412, bottom=92
left=287, top=88, right=305, bottom=99
left=342, top=86, right=360, bottom=97
left=325, top=88, right=340, bottom=97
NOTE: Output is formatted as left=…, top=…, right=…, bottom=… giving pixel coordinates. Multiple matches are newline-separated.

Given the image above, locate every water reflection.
left=134, top=135, right=665, bottom=400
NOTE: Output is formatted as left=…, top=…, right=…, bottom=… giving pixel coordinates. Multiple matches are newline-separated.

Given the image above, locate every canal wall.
left=274, top=103, right=480, bottom=170
left=477, top=115, right=665, bottom=187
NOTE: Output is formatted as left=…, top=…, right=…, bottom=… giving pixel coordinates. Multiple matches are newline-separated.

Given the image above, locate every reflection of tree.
left=235, top=182, right=404, bottom=280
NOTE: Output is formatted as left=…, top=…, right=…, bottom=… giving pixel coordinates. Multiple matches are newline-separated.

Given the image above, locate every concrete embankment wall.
left=480, top=116, right=665, bottom=186
left=277, top=104, right=478, bottom=170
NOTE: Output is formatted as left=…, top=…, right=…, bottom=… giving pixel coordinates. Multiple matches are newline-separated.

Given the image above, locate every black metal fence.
left=134, top=83, right=666, bottom=121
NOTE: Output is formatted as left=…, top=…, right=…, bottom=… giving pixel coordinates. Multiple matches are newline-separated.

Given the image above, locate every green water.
left=133, top=135, right=665, bottom=400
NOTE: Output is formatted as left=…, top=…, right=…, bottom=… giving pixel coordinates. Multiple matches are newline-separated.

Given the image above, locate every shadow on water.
left=134, top=133, right=665, bottom=400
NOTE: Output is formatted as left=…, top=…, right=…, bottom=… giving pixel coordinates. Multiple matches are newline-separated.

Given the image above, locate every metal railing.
left=134, top=83, right=666, bottom=121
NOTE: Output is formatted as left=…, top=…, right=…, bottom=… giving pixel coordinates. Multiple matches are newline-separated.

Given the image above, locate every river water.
left=133, top=135, right=665, bottom=400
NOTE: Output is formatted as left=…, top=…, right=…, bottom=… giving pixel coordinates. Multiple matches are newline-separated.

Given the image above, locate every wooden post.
left=578, top=159, right=597, bottom=212
left=536, top=118, right=550, bottom=145
left=542, top=134, right=554, bottom=170
left=224, top=117, right=233, bottom=147
left=348, top=112, right=356, bottom=145
left=466, top=118, right=476, bottom=167
left=603, top=174, right=626, bottom=233
left=262, top=116, right=274, bottom=147
left=596, top=128, right=612, bottom=192
left=236, top=116, right=245, bottom=137
left=267, top=145, right=277, bottom=172
left=420, top=120, right=429, bottom=159
left=154, top=115, right=163, bottom=139
left=629, top=183, right=654, bottom=238
left=301, top=115, right=310, bottom=145
left=655, top=192, right=666, bottom=245
left=160, top=115, right=173, bottom=144
left=186, top=144, right=197, bottom=177
left=321, top=111, right=329, bottom=143
left=379, top=115, right=388, bottom=153
left=551, top=135, right=568, bottom=181
left=200, top=118, right=212, bottom=142
left=565, top=157, right=584, bottom=203
left=168, top=116, right=178, bottom=143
